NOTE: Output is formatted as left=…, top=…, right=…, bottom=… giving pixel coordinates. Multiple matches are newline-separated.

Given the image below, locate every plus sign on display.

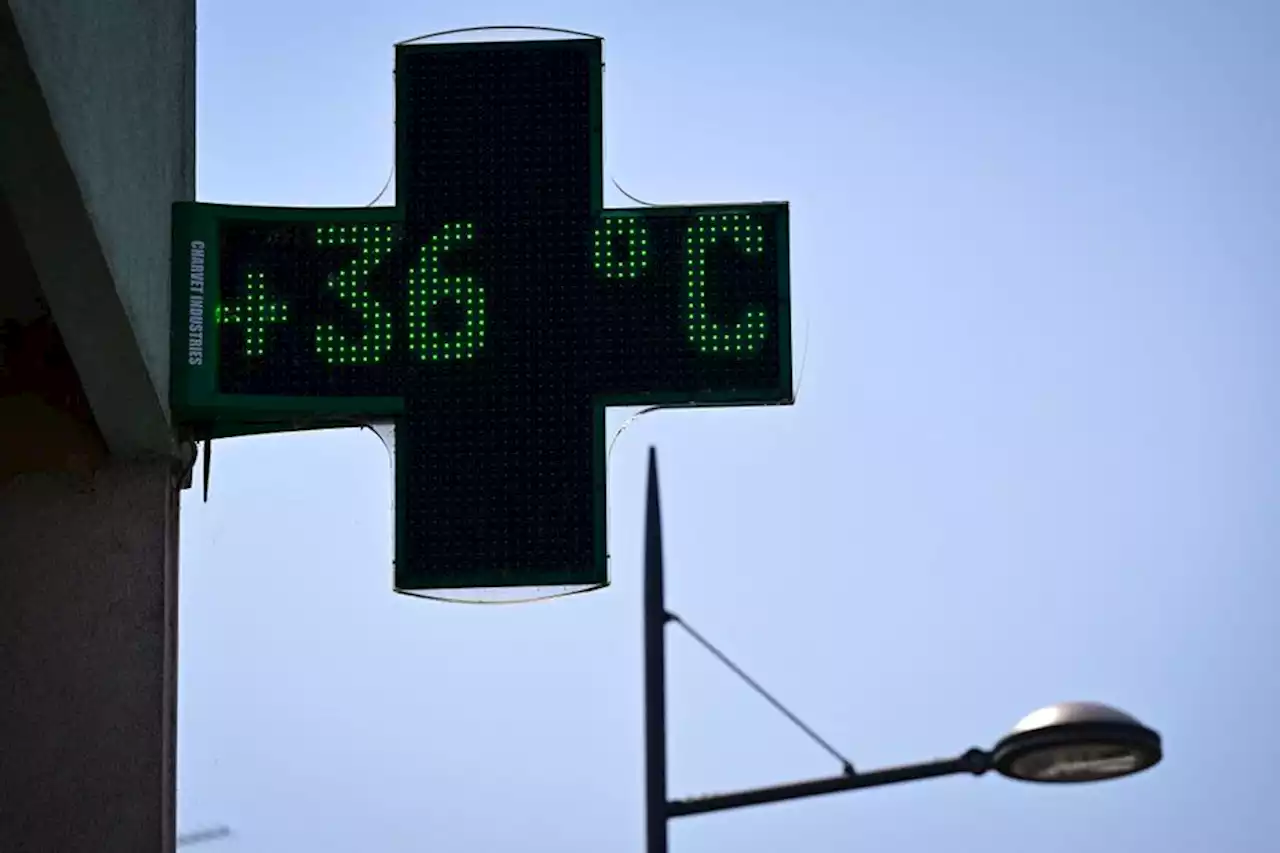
left=172, top=36, right=793, bottom=595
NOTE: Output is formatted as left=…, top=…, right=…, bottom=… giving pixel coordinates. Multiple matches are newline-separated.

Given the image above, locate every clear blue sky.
left=178, top=1, right=1280, bottom=850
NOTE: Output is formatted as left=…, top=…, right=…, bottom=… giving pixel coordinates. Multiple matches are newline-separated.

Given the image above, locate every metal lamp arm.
left=667, top=748, right=992, bottom=818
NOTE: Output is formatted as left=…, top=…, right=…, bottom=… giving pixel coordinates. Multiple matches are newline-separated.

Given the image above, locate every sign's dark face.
left=173, top=38, right=792, bottom=594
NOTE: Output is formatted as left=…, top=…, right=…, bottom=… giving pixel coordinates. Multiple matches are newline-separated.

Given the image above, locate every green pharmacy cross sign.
left=172, top=37, right=793, bottom=595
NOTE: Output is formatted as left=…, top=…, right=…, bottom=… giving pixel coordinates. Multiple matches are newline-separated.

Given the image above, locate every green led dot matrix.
left=217, top=271, right=288, bottom=358
left=171, top=35, right=794, bottom=595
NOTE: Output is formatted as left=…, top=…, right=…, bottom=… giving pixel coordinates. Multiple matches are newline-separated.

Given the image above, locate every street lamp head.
left=992, top=701, right=1162, bottom=784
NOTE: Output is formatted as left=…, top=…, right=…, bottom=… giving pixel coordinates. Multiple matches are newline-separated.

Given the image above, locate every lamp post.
left=642, top=447, right=1162, bottom=853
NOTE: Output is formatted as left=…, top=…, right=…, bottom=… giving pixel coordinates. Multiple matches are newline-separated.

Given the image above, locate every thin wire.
left=399, top=583, right=606, bottom=605
left=669, top=612, right=856, bottom=774
left=397, top=25, right=602, bottom=46
left=612, top=177, right=657, bottom=206
left=792, top=313, right=811, bottom=402
left=366, top=164, right=394, bottom=207
left=607, top=404, right=666, bottom=463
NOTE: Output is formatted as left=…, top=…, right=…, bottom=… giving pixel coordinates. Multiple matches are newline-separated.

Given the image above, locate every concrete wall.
left=7, top=0, right=195, bottom=422
left=0, top=462, right=180, bottom=851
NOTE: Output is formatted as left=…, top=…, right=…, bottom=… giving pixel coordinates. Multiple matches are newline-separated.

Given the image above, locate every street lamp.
left=992, top=701, right=1161, bottom=783
left=642, top=447, right=1162, bottom=852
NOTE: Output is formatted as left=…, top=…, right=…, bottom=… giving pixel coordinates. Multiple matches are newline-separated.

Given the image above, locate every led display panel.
left=172, top=38, right=793, bottom=593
